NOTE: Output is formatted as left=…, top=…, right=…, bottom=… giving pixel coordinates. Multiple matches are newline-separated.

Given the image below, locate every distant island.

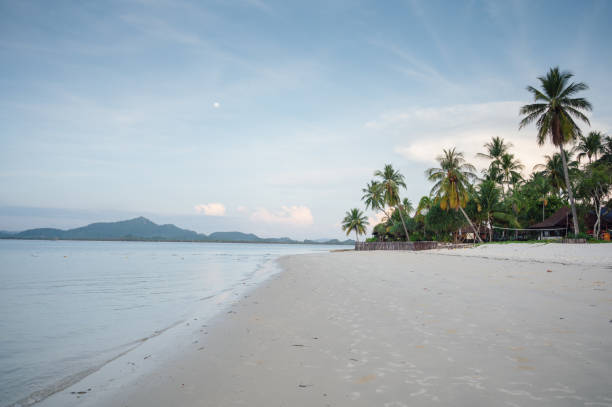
left=0, top=216, right=354, bottom=245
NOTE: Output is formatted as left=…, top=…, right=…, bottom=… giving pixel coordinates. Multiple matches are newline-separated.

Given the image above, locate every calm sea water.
left=0, top=240, right=344, bottom=407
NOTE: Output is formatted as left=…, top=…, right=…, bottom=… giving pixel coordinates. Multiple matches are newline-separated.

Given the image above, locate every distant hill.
left=207, top=231, right=260, bottom=242
left=304, top=238, right=355, bottom=245
left=2, top=217, right=353, bottom=245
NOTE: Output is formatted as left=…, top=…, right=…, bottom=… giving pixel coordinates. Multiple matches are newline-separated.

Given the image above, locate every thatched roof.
left=528, top=207, right=571, bottom=229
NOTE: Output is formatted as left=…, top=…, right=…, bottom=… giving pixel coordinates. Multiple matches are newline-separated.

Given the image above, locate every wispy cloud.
left=194, top=203, right=226, bottom=216
left=119, top=14, right=203, bottom=45
left=371, top=41, right=459, bottom=92
left=250, top=205, right=314, bottom=226
left=242, top=0, right=275, bottom=15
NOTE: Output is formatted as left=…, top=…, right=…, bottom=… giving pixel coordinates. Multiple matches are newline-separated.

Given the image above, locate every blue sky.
left=1, top=0, right=611, bottom=238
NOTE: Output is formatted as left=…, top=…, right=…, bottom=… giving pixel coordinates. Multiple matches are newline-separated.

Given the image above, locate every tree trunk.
left=559, top=145, right=580, bottom=235
left=488, top=214, right=492, bottom=242
left=397, top=205, right=410, bottom=241
left=355, top=229, right=359, bottom=243
left=459, top=206, right=483, bottom=243
left=594, top=207, right=601, bottom=239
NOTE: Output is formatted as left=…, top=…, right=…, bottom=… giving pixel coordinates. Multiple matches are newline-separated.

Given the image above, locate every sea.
left=0, top=239, right=345, bottom=407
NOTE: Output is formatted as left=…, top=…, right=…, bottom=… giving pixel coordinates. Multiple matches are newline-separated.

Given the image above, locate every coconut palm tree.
left=477, top=136, right=513, bottom=163
left=531, top=173, right=551, bottom=222
left=533, top=151, right=579, bottom=197
left=498, top=153, right=524, bottom=193
left=401, top=197, right=414, bottom=216
left=374, top=164, right=409, bottom=240
left=426, top=148, right=483, bottom=243
left=474, top=180, right=518, bottom=241
left=575, top=131, right=604, bottom=164
left=519, top=66, right=592, bottom=234
left=341, top=208, right=369, bottom=242
left=600, top=135, right=612, bottom=164
left=361, top=181, right=389, bottom=219
left=415, top=195, right=433, bottom=216
left=477, top=137, right=513, bottom=187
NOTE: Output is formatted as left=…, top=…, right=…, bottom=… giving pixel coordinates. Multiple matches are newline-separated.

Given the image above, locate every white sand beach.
left=42, top=243, right=612, bottom=407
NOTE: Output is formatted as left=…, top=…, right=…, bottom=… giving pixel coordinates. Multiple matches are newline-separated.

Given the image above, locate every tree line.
left=342, top=67, right=612, bottom=242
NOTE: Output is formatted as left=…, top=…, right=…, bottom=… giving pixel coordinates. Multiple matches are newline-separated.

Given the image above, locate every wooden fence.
left=355, top=241, right=439, bottom=251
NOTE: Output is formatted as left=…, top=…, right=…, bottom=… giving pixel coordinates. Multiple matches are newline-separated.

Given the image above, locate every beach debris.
left=198, top=346, right=205, bottom=351
left=349, top=358, right=359, bottom=362
left=298, top=384, right=313, bottom=388
left=313, top=337, right=319, bottom=340
left=292, top=344, right=305, bottom=347
left=144, top=354, right=151, bottom=359
left=547, top=269, right=552, bottom=272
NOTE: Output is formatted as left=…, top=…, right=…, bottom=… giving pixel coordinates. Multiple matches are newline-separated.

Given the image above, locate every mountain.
left=2, top=217, right=353, bottom=245
left=12, top=217, right=205, bottom=241
left=304, top=238, right=355, bottom=245
left=207, top=231, right=260, bottom=242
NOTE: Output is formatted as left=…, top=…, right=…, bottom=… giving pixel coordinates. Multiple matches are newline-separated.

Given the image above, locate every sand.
left=41, top=244, right=612, bottom=407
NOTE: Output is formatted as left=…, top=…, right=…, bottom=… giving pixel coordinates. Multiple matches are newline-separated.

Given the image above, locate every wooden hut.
left=528, top=207, right=573, bottom=237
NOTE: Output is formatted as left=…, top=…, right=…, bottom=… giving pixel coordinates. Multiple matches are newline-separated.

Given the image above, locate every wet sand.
left=42, top=244, right=612, bottom=406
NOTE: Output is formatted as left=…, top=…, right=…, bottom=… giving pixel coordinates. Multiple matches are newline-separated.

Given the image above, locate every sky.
left=1, top=0, right=611, bottom=239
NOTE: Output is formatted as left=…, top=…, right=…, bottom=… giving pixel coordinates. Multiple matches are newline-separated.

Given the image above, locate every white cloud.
left=367, top=101, right=560, bottom=175
left=250, top=205, right=314, bottom=226
left=367, top=211, right=387, bottom=233
left=236, top=205, right=249, bottom=213
left=194, top=203, right=226, bottom=216
left=213, top=102, right=220, bottom=108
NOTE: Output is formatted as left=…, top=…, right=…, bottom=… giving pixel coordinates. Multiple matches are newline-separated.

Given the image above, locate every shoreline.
left=13, top=256, right=287, bottom=407
left=39, top=244, right=612, bottom=406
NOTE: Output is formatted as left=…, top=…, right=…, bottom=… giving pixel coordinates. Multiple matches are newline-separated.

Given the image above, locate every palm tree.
left=426, top=148, right=483, bottom=243
left=498, top=153, right=524, bottom=193
left=519, top=66, right=592, bottom=234
left=415, top=195, right=433, bottom=216
left=474, top=180, right=518, bottom=241
left=477, top=136, right=513, bottom=163
left=401, top=197, right=414, bottom=216
left=533, top=151, right=579, bottom=197
left=361, top=181, right=389, bottom=219
left=531, top=173, right=551, bottom=222
left=575, top=131, right=604, bottom=164
left=600, top=134, right=612, bottom=164
left=341, top=208, right=369, bottom=243
left=374, top=164, right=409, bottom=240
left=477, top=137, right=512, bottom=189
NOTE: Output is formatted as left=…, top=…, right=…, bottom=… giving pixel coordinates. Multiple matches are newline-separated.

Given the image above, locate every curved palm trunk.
left=459, top=206, right=483, bottom=243
left=397, top=205, right=410, bottom=241
left=559, top=146, right=580, bottom=234
left=355, top=229, right=359, bottom=243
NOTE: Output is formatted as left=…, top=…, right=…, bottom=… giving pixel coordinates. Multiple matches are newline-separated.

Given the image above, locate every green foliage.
left=425, top=203, right=465, bottom=240
left=341, top=208, right=369, bottom=242
left=346, top=69, right=606, bottom=244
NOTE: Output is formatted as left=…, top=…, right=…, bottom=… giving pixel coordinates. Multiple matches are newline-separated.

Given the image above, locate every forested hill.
left=4, top=217, right=354, bottom=245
